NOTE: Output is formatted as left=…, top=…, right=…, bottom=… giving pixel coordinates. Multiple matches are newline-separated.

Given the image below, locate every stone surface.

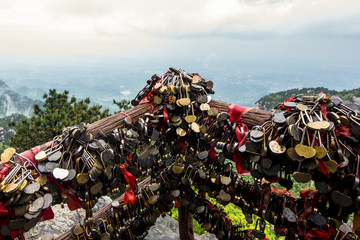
left=353, top=97, right=360, bottom=106
left=25, top=198, right=217, bottom=240
left=24, top=196, right=112, bottom=240
left=145, top=215, right=218, bottom=240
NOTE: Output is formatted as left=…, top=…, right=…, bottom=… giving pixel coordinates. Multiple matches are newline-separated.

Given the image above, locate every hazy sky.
left=0, top=0, right=359, bottom=66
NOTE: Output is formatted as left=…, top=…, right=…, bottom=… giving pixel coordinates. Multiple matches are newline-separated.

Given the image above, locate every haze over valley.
left=1, top=59, right=359, bottom=114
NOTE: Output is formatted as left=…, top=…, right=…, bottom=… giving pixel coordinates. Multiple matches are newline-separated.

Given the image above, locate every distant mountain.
left=0, top=80, right=42, bottom=117
left=0, top=113, right=26, bottom=145
left=255, top=87, right=360, bottom=111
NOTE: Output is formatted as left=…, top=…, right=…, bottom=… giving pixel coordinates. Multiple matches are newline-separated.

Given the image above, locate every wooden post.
left=353, top=213, right=360, bottom=234
left=178, top=207, right=195, bottom=240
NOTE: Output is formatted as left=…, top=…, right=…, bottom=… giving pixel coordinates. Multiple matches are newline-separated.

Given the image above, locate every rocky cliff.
left=0, top=80, right=40, bottom=118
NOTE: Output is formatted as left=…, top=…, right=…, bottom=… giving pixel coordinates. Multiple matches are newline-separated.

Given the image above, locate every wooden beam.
left=86, top=103, right=153, bottom=138
left=178, top=207, right=195, bottom=240
left=87, top=100, right=272, bottom=139
left=55, top=177, right=152, bottom=240
left=210, top=99, right=272, bottom=128
left=354, top=213, right=360, bottom=235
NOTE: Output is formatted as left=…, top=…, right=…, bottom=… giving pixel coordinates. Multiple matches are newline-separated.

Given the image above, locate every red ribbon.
left=233, top=147, right=248, bottom=174
left=300, top=189, right=318, bottom=198
left=335, top=126, right=353, bottom=138
left=299, top=190, right=319, bottom=221
left=227, top=104, right=251, bottom=175
left=124, top=189, right=136, bottom=205
left=224, top=216, right=232, bottom=229
left=162, top=103, right=169, bottom=133
left=0, top=201, right=9, bottom=230
left=233, top=128, right=249, bottom=175
left=120, top=164, right=136, bottom=188
left=0, top=166, right=9, bottom=181
left=208, top=145, right=217, bottom=163
left=271, top=185, right=292, bottom=197
left=119, top=164, right=136, bottom=204
left=282, top=97, right=297, bottom=111
left=10, top=229, right=24, bottom=240
left=119, top=111, right=133, bottom=123
left=318, top=159, right=330, bottom=178
left=0, top=201, right=9, bottom=217
left=274, top=225, right=289, bottom=236
left=284, top=97, right=296, bottom=103
left=17, top=149, right=38, bottom=167
left=67, top=197, right=82, bottom=211
left=227, top=104, right=252, bottom=124
left=138, top=77, right=163, bottom=105
left=174, top=198, right=181, bottom=208
left=305, top=224, right=336, bottom=240
left=38, top=207, right=55, bottom=222
left=31, top=146, right=41, bottom=155
left=47, top=175, right=82, bottom=210
left=207, top=199, right=217, bottom=211
left=320, top=103, right=327, bottom=119
left=179, top=137, right=186, bottom=153
left=126, top=153, right=132, bottom=162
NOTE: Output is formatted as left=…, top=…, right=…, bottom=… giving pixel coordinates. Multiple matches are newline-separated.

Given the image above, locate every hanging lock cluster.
left=0, top=67, right=360, bottom=240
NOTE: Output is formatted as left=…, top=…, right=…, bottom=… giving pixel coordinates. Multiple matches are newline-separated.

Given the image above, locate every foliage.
left=0, top=114, right=26, bottom=130
left=168, top=207, right=206, bottom=235
left=0, top=113, right=26, bottom=145
left=167, top=193, right=287, bottom=238
left=167, top=165, right=313, bottom=237
left=256, top=87, right=360, bottom=110
left=207, top=197, right=285, bottom=240
left=113, top=99, right=132, bottom=113
left=0, top=142, right=10, bottom=153
left=9, top=89, right=111, bottom=152
left=179, top=160, right=312, bottom=237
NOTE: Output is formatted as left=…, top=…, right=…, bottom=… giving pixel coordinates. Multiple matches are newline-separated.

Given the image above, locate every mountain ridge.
left=0, top=83, right=359, bottom=146
left=0, top=80, right=41, bottom=117
left=255, top=87, right=360, bottom=110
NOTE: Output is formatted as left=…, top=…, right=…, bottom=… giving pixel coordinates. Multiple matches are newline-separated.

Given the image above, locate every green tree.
left=113, top=99, right=132, bottom=113
left=0, top=142, right=10, bottom=153
left=9, top=89, right=111, bottom=152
